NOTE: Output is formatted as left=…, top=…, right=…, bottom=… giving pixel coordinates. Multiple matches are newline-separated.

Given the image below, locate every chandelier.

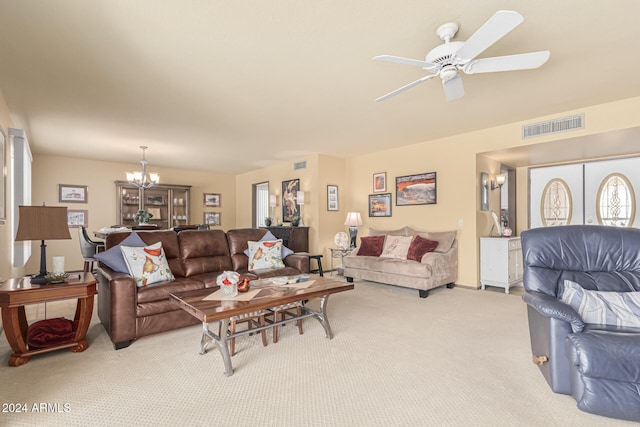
left=126, top=146, right=159, bottom=189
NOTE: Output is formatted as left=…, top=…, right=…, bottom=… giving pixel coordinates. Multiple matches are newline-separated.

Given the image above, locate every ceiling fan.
left=373, top=10, right=550, bottom=102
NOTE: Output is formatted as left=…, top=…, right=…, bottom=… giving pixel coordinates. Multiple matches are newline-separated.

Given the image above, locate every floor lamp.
left=15, top=205, right=72, bottom=284
left=344, top=212, right=363, bottom=249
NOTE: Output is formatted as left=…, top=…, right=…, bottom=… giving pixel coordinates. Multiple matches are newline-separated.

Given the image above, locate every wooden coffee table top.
left=170, top=275, right=353, bottom=323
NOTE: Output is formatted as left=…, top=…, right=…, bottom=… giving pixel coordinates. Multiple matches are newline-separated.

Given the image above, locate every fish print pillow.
left=247, top=239, right=285, bottom=271
left=120, top=242, right=175, bottom=287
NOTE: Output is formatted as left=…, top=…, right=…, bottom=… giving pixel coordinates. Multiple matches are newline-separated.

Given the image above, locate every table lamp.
left=344, top=212, right=363, bottom=248
left=15, top=205, right=72, bottom=284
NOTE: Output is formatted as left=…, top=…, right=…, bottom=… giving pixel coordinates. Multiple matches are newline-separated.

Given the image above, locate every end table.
left=0, top=272, right=97, bottom=366
left=330, top=248, right=354, bottom=275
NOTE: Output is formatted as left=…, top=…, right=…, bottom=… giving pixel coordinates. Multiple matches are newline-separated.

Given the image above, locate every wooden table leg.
left=71, top=296, right=94, bottom=353
left=1, top=306, right=32, bottom=366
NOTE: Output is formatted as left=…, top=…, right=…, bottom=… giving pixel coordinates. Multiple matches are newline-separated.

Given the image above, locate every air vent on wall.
left=294, top=160, right=307, bottom=170
left=522, top=114, right=584, bottom=139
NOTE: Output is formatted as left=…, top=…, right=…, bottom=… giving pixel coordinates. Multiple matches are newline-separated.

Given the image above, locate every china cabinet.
left=115, top=181, right=191, bottom=229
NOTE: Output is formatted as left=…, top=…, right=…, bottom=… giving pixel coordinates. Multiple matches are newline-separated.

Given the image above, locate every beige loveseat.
left=343, top=227, right=458, bottom=298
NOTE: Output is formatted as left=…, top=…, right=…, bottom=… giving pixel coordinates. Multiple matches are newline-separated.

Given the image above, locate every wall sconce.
left=491, top=174, right=506, bottom=190
left=296, top=191, right=305, bottom=226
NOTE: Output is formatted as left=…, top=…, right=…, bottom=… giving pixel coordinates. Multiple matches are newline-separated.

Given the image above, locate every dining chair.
left=78, top=226, right=104, bottom=273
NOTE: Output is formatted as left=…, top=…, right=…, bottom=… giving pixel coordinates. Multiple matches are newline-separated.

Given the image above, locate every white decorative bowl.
left=271, top=277, right=288, bottom=285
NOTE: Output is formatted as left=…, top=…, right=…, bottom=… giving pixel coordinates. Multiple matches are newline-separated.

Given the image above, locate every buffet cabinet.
left=115, top=181, right=191, bottom=229
left=263, top=226, right=309, bottom=253
left=479, top=237, right=523, bottom=294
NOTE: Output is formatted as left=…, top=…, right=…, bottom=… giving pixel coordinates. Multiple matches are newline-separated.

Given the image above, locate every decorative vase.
left=291, top=219, right=299, bottom=227
left=265, top=218, right=272, bottom=226
left=216, top=271, right=240, bottom=298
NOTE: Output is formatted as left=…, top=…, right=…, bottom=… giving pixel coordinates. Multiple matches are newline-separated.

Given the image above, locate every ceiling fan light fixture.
left=440, top=66, right=458, bottom=82
left=373, top=10, right=549, bottom=102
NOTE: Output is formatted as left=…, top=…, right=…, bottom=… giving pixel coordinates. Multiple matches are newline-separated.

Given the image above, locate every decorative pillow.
left=411, top=229, right=456, bottom=253
left=357, top=235, right=386, bottom=257
left=120, top=242, right=175, bottom=287
left=243, top=231, right=294, bottom=259
left=561, top=280, right=640, bottom=328
left=247, top=239, right=285, bottom=271
left=380, top=235, right=413, bottom=260
left=94, top=231, right=146, bottom=273
left=406, top=235, right=439, bottom=262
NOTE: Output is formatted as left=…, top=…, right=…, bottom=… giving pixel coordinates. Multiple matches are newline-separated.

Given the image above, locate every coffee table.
left=0, top=272, right=98, bottom=366
left=170, top=275, right=354, bottom=376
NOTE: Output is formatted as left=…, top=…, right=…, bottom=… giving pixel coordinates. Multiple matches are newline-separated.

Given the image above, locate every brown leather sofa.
left=97, top=228, right=309, bottom=350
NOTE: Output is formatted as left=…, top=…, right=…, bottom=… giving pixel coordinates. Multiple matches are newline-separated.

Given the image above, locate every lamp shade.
left=344, top=212, right=363, bottom=227
left=269, top=194, right=277, bottom=207
left=15, top=206, right=72, bottom=241
left=496, top=174, right=506, bottom=186
left=297, top=191, right=305, bottom=205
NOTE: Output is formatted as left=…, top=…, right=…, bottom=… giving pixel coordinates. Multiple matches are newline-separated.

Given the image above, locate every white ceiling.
left=0, top=1, right=639, bottom=173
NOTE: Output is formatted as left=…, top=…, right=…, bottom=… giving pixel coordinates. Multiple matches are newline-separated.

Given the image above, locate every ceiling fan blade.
left=373, top=55, right=436, bottom=69
left=374, top=75, right=437, bottom=102
left=454, top=10, right=524, bottom=62
left=442, top=74, right=464, bottom=102
left=463, top=51, right=550, bottom=74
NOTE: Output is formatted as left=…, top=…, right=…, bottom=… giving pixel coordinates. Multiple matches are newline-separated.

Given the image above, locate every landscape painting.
left=395, top=172, right=437, bottom=206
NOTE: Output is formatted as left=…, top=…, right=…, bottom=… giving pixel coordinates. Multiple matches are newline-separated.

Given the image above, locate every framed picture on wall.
left=395, top=172, right=437, bottom=206
left=204, top=193, right=221, bottom=207
left=59, top=184, right=88, bottom=203
left=67, top=209, right=88, bottom=228
left=327, top=185, right=339, bottom=211
left=204, top=212, right=221, bottom=226
left=282, top=178, right=300, bottom=222
left=373, top=172, right=386, bottom=193
left=369, top=193, right=392, bottom=217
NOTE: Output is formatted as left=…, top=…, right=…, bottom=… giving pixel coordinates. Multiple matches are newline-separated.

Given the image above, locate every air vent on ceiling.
left=522, top=114, right=584, bottom=139
left=294, top=160, right=307, bottom=170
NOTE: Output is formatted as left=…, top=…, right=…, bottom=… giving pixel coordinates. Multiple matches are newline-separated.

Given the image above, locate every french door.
left=529, top=157, right=640, bottom=228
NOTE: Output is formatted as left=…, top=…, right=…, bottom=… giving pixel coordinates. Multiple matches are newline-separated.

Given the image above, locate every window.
left=254, top=182, right=270, bottom=227
left=11, top=129, right=33, bottom=267
left=540, top=178, right=572, bottom=227
left=596, top=173, right=635, bottom=227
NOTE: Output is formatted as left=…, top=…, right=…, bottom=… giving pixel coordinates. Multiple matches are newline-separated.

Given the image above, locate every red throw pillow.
left=357, top=235, right=386, bottom=257
left=407, top=235, right=438, bottom=262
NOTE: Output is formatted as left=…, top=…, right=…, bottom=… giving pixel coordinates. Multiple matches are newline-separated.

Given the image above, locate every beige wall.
left=345, top=97, right=640, bottom=287
left=4, top=91, right=640, bottom=288
left=235, top=154, right=347, bottom=261
left=26, top=155, right=235, bottom=274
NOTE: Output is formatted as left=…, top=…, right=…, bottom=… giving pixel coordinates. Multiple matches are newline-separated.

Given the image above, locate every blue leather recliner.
left=521, top=225, right=640, bottom=422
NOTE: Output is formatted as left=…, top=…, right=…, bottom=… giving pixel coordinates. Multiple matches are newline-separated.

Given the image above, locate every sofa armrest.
left=97, top=267, right=138, bottom=345
left=420, top=242, right=458, bottom=283
left=284, top=254, right=309, bottom=273
left=522, top=291, right=585, bottom=333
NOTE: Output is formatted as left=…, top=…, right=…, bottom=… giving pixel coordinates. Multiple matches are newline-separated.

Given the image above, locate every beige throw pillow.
left=380, top=235, right=413, bottom=260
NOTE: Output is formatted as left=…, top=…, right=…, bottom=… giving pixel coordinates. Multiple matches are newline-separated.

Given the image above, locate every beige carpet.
left=0, top=280, right=634, bottom=427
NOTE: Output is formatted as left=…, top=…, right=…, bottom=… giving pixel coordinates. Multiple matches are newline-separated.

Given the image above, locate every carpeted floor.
left=0, top=279, right=634, bottom=426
